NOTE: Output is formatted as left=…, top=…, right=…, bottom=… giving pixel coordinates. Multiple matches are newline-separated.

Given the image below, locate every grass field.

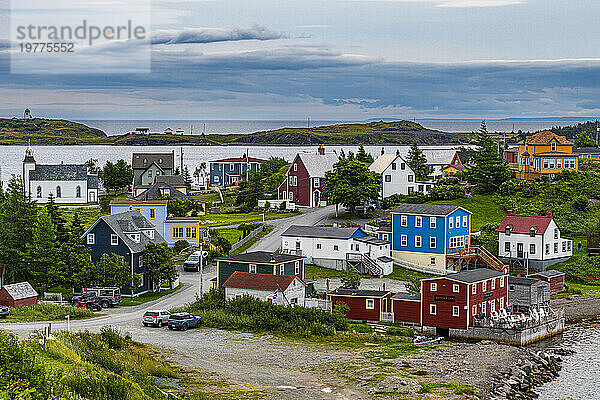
left=231, top=225, right=274, bottom=254
left=215, top=227, right=244, bottom=245
left=304, top=264, right=353, bottom=280
left=201, top=211, right=295, bottom=227
left=427, top=194, right=505, bottom=232
left=62, top=207, right=105, bottom=230
left=120, top=284, right=183, bottom=307
left=0, top=303, right=95, bottom=323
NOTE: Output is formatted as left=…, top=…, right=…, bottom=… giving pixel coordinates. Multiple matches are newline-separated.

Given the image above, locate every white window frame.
left=492, top=278, right=496, bottom=290
left=551, top=142, right=557, bottom=152
left=452, top=284, right=459, bottom=293
left=333, top=245, right=339, bottom=251
left=499, top=297, right=505, bottom=308
left=449, top=217, right=454, bottom=229
left=430, top=283, right=437, bottom=292
left=401, top=215, right=407, bottom=227
left=415, top=216, right=422, bottom=228
left=87, top=233, right=95, bottom=245
left=249, top=264, right=257, bottom=273
left=366, top=299, right=375, bottom=310
left=430, top=217, right=436, bottom=229
left=472, top=305, right=477, bottom=316
left=499, top=276, right=505, bottom=287
left=400, top=235, right=407, bottom=247
left=430, top=257, right=436, bottom=265
left=314, top=177, right=320, bottom=186
left=293, top=163, right=297, bottom=171
left=452, top=306, right=460, bottom=317
left=482, top=302, right=486, bottom=314
left=110, top=234, right=118, bottom=246
left=482, top=281, right=487, bottom=292
left=429, top=236, right=436, bottom=248
left=455, top=216, right=460, bottom=227
left=295, top=261, right=300, bottom=275
left=430, top=304, right=437, bottom=315
left=472, top=284, right=476, bottom=295
left=415, top=236, right=422, bottom=248
left=462, top=215, right=468, bottom=228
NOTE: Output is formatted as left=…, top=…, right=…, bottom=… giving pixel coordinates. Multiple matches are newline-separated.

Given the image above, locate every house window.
left=408, top=187, right=414, bottom=194
left=472, top=305, right=477, bottom=316
left=449, top=236, right=465, bottom=248
left=500, top=297, right=505, bottom=308
left=482, top=281, right=487, bottom=291
left=568, top=241, right=572, bottom=251
left=295, top=261, right=300, bottom=275
left=316, top=243, right=322, bottom=249
left=565, top=158, right=576, bottom=169
left=449, top=218, right=454, bottom=229
left=401, top=215, right=407, bottom=226
left=415, top=216, right=422, bottom=227
left=415, top=236, right=422, bottom=248
left=430, top=237, right=436, bottom=248
left=289, top=191, right=293, bottom=200
left=249, top=264, right=257, bottom=273
left=430, top=304, right=437, bottom=315
left=314, top=178, right=320, bottom=186
left=505, top=226, right=511, bottom=236
left=163, top=189, right=170, bottom=197
left=391, top=162, right=397, bottom=170
left=385, top=175, right=391, bottom=182
left=557, top=158, right=562, bottom=169
left=149, top=208, right=156, bottom=219
left=505, top=242, right=510, bottom=253
left=453, top=284, right=459, bottom=293
left=562, top=241, right=566, bottom=252
left=289, top=176, right=294, bottom=185
left=452, top=306, right=460, bottom=317
left=76, top=186, right=81, bottom=198
left=554, top=243, right=558, bottom=253
left=462, top=216, right=468, bottom=228
left=230, top=163, right=235, bottom=170
left=492, top=278, right=496, bottom=290
left=148, top=170, right=153, bottom=178
left=408, top=175, right=414, bottom=182
left=455, top=216, right=460, bottom=227
left=401, top=163, right=406, bottom=170
left=87, top=233, right=95, bottom=245
left=509, top=284, right=515, bottom=291
left=172, top=227, right=185, bottom=239
left=482, top=302, right=486, bottom=314
left=110, top=234, right=118, bottom=246
left=500, top=276, right=505, bottom=287
left=430, top=257, right=436, bottom=265
left=472, top=284, right=476, bottom=294
left=430, top=283, right=437, bottom=292
left=430, top=217, right=436, bottom=229
left=333, top=245, right=339, bottom=251
left=36, top=186, right=42, bottom=198
left=279, top=265, right=284, bottom=275
left=554, top=228, right=559, bottom=239
left=185, top=227, right=197, bottom=239
left=56, top=186, right=61, bottom=198
left=551, top=142, right=557, bottom=152
left=530, top=244, right=536, bottom=255
left=366, top=299, right=375, bottom=310
left=400, top=235, right=407, bottom=246
left=530, top=227, right=536, bottom=237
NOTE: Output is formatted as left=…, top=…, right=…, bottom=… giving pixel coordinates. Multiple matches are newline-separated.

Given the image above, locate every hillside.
left=0, top=118, right=110, bottom=144
left=113, top=132, right=218, bottom=146
left=211, top=120, right=471, bottom=145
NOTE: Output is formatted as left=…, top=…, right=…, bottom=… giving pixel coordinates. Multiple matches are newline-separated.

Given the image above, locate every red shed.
left=0, top=282, right=38, bottom=307
left=330, top=289, right=393, bottom=322
left=527, top=270, right=565, bottom=295
left=421, top=269, right=509, bottom=335
left=391, top=292, right=421, bottom=324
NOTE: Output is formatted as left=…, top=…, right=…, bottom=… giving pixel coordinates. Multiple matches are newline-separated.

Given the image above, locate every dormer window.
left=551, top=142, right=557, bottom=152
left=530, top=227, right=536, bottom=237
left=129, top=233, right=140, bottom=243
left=505, top=226, right=511, bottom=236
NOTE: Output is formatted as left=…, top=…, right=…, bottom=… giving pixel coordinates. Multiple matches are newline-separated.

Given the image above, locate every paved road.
left=249, top=205, right=337, bottom=252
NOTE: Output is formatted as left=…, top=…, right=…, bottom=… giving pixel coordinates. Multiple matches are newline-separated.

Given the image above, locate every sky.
left=1, top=0, right=600, bottom=120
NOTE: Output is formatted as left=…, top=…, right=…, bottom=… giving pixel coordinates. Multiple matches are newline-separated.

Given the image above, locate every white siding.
left=224, top=278, right=306, bottom=306
left=498, top=220, right=572, bottom=261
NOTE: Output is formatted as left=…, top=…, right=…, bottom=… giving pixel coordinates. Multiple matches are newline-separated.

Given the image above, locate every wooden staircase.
left=446, top=246, right=508, bottom=273
left=346, top=253, right=384, bottom=276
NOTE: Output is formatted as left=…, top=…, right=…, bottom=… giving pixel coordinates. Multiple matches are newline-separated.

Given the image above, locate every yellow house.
left=517, top=130, right=578, bottom=179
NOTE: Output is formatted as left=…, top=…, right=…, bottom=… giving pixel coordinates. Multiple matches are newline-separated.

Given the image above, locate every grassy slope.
left=0, top=303, right=95, bottom=323
left=201, top=211, right=294, bottom=227
left=0, top=118, right=110, bottom=144
left=427, top=195, right=505, bottom=232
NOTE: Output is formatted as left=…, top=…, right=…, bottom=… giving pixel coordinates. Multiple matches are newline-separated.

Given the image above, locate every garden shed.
left=0, top=282, right=38, bottom=307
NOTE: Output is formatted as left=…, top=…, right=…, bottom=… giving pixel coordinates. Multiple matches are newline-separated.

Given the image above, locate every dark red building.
left=528, top=270, right=565, bottom=295
left=391, top=292, right=421, bottom=324
left=330, top=289, right=393, bottom=322
left=277, top=145, right=338, bottom=207
left=0, top=282, right=38, bottom=307
left=421, top=269, right=509, bottom=334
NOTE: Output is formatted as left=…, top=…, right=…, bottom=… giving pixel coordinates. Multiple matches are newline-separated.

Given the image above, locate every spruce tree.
left=468, top=121, right=512, bottom=194
left=356, top=144, right=374, bottom=164
left=406, top=141, right=432, bottom=181
left=46, top=194, right=69, bottom=243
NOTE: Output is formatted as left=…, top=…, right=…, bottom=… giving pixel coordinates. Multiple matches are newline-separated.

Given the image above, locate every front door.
left=517, top=243, right=524, bottom=258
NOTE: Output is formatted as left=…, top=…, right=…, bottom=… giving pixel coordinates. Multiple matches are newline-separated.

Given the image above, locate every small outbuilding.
left=508, top=276, right=550, bottom=312
left=330, top=289, right=393, bottom=322
left=0, top=282, right=38, bottom=307
left=391, top=292, right=421, bottom=324
left=222, top=271, right=306, bottom=306
left=527, top=270, right=565, bottom=295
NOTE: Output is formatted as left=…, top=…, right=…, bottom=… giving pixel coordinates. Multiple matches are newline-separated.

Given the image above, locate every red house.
left=0, top=282, right=38, bottom=307
left=391, top=292, right=421, bottom=324
left=278, top=145, right=338, bottom=207
left=330, top=289, right=393, bottom=322
left=528, top=270, right=565, bottom=295
left=421, top=269, right=509, bottom=335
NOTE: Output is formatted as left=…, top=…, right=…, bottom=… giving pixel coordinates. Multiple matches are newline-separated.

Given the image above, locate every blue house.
left=391, top=204, right=471, bottom=271
left=82, top=210, right=166, bottom=295
left=574, top=147, right=600, bottom=159
left=209, top=154, right=266, bottom=187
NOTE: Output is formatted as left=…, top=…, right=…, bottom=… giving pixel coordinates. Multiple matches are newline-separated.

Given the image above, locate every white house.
left=422, top=149, right=458, bottom=180
left=280, top=225, right=393, bottom=275
left=22, top=145, right=98, bottom=204
left=222, top=271, right=306, bottom=306
left=369, top=154, right=434, bottom=198
left=497, top=211, right=572, bottom=270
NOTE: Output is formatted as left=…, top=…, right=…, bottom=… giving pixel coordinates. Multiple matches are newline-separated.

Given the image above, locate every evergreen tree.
left=406, top=141, right=432, bottom=181
left=102, top=160, right=133, bottom=192
left=143, top=242, right=177, bottom=292
left=69, top=213, right=85, bottom=239
left=183, top=166, right=193, bottom=188
left=56, top=239, right=94, bottom=289
left=468, top=121, right=512, bottom=194
left=45, top=194, right=69, bottom=243
left=27, top=208, right=57, bottom=291
left=356, top=144, right=374, bottom=164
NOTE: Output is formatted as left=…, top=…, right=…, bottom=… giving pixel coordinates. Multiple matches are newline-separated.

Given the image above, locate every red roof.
left=222, top=271, right=299, bottom=291
left=210, top=156, right=267, bottom=163
left=497, top=211, right=553, bottom=235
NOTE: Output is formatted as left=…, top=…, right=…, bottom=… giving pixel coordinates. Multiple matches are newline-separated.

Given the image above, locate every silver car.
left=0, top=305, right=8, bottom=318
left=142, top=310, right=171, bottom=327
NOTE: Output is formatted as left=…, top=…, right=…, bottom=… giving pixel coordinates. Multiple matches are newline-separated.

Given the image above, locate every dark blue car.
left=168, top=312, right=202, bottom=331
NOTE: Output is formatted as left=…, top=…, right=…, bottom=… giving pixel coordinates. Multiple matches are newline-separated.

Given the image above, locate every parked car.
left=183, top=252, right=203, bottom=272
left=168, top=312, right=202, bottom=331
left=142, top=310, right=171, bottom=327
left=84, top=287, right=122, bottom=308
left=0, top=306, right=9, bottom=318
left=353, top=202, right=376, bottom=214
left=72, top=292, right=102, bottom=311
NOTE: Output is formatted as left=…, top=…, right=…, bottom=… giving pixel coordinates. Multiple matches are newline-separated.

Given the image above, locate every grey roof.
left=281, top=225, right=362, bottom=239
left=377, top=256, right=393, bottom=263
left=391, top=292, right=420, bottom=301
left=156, top=175, right=186, bottom=187
left=99, top=210, right=165, bottom=253
left=216, top=251, right=304, bottom=264
left=132, top=182, right=192, bottom=201
left=297, top=152, right=338, bottom=177
left=528, top=270, right=565, bottom=278
left=29, top=164, right=88, bottom=181
left=87, top=175, right=99, bottom=189
left=354, top=235, right=389, bottom=245
left=574, top=147, right=600, bottom=154
left=132, top=153, right=174, bottom=170
left=2, top=282, right=38, bottom=300
left=376, top=226, right=392, bottom=233
left=392, top=203, right=463, bottom=216
left=509, top=276, right=538, bottom=286
left=430, top=268, right=505, bottom=284
left=330, top=288, right=390, bottom=297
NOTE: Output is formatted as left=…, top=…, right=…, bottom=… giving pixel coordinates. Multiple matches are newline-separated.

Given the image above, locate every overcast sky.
left=2, top=0, right=600, bottom=120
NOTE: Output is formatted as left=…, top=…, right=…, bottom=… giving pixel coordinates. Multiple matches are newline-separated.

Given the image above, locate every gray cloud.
left=151, top=25, right=286, bottom=45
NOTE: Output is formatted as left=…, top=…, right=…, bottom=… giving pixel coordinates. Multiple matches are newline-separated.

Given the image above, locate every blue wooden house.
left=574, top=147, right=600, bottom=159
left=209, top=154, right=266, bottom=187
left=82, top=210, right=166, bottom=295
left=391, top=204, right=471, bottom=271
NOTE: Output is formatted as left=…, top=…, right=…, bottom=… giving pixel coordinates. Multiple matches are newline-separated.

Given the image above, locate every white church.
left=22, top=145, right=99, bottom=204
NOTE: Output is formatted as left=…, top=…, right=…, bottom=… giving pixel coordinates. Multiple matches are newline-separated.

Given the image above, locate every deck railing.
left=380, top=312, right=395, bottom=323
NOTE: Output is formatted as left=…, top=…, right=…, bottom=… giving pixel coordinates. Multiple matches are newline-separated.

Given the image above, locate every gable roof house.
left=22, top=145, right=99, bottom=204
left=209, top=154, right=267, bottom=187
left=278, top=145, right=338, bottom=207
left=517, top=130, right=578, bottom=180
left=132, top=152, right=175, bottom=195
left=0, top=282, right=38, bottom=307
left=222, top=271, right=306, bottom=306
left=497, top=211, right=572, bottom=270
left=82, top=210, right=166, bottom=295
left=369, top=153, right=434, bottom=198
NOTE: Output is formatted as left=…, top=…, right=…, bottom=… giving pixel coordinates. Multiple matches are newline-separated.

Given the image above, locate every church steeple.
left=24, top=140, right=35, bottom=163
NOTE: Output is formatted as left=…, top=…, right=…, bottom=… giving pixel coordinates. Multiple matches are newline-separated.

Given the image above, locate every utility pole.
left=596, top=120, right=599, bottom=146
left=198, top=243, right=204, bottom=297
left=180, top=147, right=184, bottom=173
left=246, top=149, right=249, bottom=181
left=307, top=117, right=310, bottom=129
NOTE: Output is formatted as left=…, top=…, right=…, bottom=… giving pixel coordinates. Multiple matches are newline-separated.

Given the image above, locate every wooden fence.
left=231, top=224, right=265, bottom=252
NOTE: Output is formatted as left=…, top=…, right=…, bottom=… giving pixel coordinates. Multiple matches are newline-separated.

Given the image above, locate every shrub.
left=100, top=326, right=129, bottom=350
left=350, top=324, right=373, bottom=333
left=385, top=326, right=414, bottom=337
left=173, top=240, right=189, bottom=254
left=279, top=201, right=286, bottom=210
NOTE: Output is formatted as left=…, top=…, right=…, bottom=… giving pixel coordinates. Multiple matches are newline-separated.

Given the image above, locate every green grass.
left=231, top=225, right=274, bottom=254
left=0, top=303, right=95, bottom=323
left=192, top=191, right=223, bottom=203
left=120, top=284, right=183, bottom=306
left=304, top=264, right=363, bottom=280
left=201, top=212, right=295, bottom=227
left=427, top=194, right=505, bottom=231
left=63, top=207, right=105, bottom=230
left=417, top=381, right=477, bottom=395
left=215, top=227, right=244, bottom=245
left=387, top=265, right=433, bottom=282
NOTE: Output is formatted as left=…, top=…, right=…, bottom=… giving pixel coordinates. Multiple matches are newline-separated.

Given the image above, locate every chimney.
left=396, top=149, right=400, bottom=156
left=507, top=210, right=512, bottom=215
left=318, top=144, right=325, bottom=155
left=547, top=212, right=552, bottom=218
left=381, top=147, right=385, bottom=156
